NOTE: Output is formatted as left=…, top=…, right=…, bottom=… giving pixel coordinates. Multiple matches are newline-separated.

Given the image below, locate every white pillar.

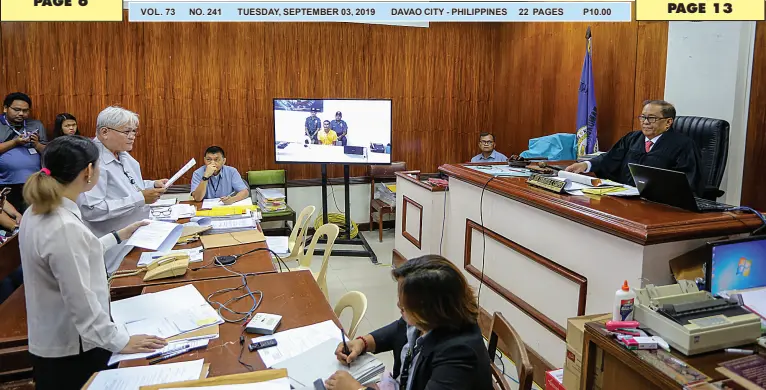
left=664, top=21, right=756, bottom=205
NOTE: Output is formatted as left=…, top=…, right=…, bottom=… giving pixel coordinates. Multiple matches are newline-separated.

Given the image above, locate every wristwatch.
left=202, top=176, right=210, bottom=181
left=111, top=230, right=122, bottom=244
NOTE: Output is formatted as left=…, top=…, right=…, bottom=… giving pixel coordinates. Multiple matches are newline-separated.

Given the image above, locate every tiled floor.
left=289, top=229, right=538, bottom=390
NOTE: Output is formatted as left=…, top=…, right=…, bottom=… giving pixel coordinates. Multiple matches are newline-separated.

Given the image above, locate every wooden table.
left=120, top=271, right=340, bottom=377
left=110, top=202, right=278, bottom=299
left=581, top=321, right=753, bottom=390
left=110, top=238, right=277, bottom=300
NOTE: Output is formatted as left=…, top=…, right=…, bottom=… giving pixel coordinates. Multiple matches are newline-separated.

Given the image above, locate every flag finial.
left=586, top=26, right=592, bottom=40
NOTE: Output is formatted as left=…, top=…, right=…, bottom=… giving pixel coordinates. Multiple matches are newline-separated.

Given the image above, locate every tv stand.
left=310, top=164, right=378, bottom=264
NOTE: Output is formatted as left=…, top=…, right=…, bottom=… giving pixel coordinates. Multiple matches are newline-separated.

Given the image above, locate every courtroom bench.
left=0, top=286, right=30, bottom=383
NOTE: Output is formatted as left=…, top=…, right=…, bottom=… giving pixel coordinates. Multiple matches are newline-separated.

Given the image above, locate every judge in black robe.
left=566, top=100, right=703, bottom=195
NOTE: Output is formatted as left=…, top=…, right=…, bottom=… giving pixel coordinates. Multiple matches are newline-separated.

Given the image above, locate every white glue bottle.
left=612, top=280, right=636, bottom=321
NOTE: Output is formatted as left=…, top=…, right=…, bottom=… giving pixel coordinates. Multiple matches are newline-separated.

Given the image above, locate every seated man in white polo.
left=191, top=146, right=249, bottom=204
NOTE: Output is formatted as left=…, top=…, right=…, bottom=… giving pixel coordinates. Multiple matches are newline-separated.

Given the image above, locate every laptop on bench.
left=627, top=163, right=730, bottom=212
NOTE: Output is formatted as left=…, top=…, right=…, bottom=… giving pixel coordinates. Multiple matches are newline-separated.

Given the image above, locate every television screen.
left=273, top=98, right=392, bottom=165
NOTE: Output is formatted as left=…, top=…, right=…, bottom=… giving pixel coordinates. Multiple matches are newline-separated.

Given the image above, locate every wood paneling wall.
left=742, top=22, right=766, bottom=211
left=0, top=17, right=667, bottom=182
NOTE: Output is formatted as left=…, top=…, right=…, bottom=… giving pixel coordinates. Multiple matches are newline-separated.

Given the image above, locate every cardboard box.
left=566, top=313, right=612, bottom=355
left=545, top=369, right=566, bottom=390
left=564, top=345, right=604, bottom=390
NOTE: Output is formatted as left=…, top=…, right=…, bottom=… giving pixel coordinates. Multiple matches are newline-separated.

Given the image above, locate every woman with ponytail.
left=19, top=135, right=167, bottom=390
left=52, top=112, right=79, bottom=138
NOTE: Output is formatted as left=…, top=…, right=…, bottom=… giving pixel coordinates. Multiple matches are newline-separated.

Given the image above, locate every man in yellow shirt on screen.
left=318, top=120, right=338, bottom=145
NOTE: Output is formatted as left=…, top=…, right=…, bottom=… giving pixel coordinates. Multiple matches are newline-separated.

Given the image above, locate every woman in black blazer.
left=326, top=255, right=493, bottom=390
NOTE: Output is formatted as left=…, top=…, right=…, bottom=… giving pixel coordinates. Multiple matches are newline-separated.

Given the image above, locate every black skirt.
left=29, top=345, right=111, bottom=390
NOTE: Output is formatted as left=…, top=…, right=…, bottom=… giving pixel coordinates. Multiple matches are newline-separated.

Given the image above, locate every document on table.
left=126, top=220, right=184, bottom=252
left=251, top=320, right=342, bottom=368
left=108, top=338, right=211, bottom=366
left=123, top=301, right=222, bottom=339
left=265, top=236, right=290, bottom=255
left=161, top=378, right=291, bottom=390
left=171, top=204, right=197, bottom=219
left=466, top=165, right=531, bottom=177
left=210, top=217, right=255, bottom=230
left=273, top=339, right=384, bottom=387
left=111, top=284, right=209, bottom=325
left=86, top=359, right=205, bottom=390
left=138, top=246, right=204, bottom=267
left=165, top=158, right=197, bottom=188
left=201, top=197, right=254, bottom=209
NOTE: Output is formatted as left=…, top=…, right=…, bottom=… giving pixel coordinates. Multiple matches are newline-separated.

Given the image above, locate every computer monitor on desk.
left=706, top=236, right=766, bottom=296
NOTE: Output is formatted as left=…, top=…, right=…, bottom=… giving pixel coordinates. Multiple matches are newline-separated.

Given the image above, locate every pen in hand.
left=341, top=328, right=351, bottom=368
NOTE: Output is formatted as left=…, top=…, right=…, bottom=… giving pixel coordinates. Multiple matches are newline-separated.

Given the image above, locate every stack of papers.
left=251, top=320, right=384, bottom=387
left=255, top=188, right=287, bottom=212
left=202, top=197, right=254, bottom=210
left=466, top=165, right=532, bottom=177
left=138, top=246, right=204, bottom=267
left=126, top=221, right=184, bottom=252
left=111, top=285, right=223, bottom=340
left=86, top=359, right=205, bottom=389
left=273, top=339, right=384, bottom=387
left=208, top=216, right=257, bottom=235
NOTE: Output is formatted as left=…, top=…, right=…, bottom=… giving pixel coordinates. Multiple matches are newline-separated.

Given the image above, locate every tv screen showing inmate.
left=273, top=99, right=392, bottom=165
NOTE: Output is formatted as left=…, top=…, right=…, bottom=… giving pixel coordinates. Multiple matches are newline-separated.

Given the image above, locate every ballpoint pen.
left=145, top=343, right=191, bottom=359
left=148, top=344, right=206, bottom=364
left=341, top=328, right=351, bottom=368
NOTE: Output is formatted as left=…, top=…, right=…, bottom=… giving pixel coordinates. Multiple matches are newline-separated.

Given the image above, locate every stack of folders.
left=255, top=188, right=287, bottom=212
left=110, top=284, right=223, bottom=343
left=273, top=339, right=385, bottom=387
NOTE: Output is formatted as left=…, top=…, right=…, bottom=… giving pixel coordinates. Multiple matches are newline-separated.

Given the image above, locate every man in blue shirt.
left=0, top=92, right=47, bottom=212
left=330, top=111, right=349, bottom=146
left=470, top=132, right=508, bottom=163
left=191, top=146, right=250, bottom=204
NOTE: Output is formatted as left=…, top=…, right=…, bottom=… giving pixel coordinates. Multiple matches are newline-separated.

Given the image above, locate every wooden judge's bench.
left=393, top=162, right=761, bottom=385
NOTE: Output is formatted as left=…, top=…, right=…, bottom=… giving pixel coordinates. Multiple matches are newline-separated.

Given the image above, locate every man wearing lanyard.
left=0, top=92, right=47, bottom=212
left=190, top=146, right=249, bottom=203
left=77, top=106, right=168, bottom=274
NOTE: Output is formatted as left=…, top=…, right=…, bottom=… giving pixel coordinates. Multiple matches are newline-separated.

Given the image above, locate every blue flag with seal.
left=576, top=26, right=599, bottom=156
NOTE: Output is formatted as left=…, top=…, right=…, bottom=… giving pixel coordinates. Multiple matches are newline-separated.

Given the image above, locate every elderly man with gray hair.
left=77, top=106, right=168, bottom=273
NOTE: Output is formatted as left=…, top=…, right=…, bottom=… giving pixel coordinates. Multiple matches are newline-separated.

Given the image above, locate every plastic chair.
left=333, top=291, right=368, bottom=339
left=277, top=205, right=316, bottom=264
left=295, top=223, right=340, bottom=301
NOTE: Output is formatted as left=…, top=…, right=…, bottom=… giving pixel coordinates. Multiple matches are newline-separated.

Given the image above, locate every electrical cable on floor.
left=315, top=213, right=359, bottom=239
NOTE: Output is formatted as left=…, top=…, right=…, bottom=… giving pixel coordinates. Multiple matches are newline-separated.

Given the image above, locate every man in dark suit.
left=565, top=99, right=702, bottom=193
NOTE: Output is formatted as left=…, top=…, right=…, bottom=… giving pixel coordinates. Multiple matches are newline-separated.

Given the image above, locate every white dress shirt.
left=77, top=138, right=153, bottom=273
left=584, top=134, right=662, bottom=173
left=19, top=198, right=130, bottom=358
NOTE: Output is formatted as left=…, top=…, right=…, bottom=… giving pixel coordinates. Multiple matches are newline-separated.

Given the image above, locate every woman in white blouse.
left=19, top=135, right=167, bottom=390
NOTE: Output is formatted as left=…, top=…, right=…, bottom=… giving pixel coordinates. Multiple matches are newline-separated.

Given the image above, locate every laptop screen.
left=709, top=237, right=766, bottom=296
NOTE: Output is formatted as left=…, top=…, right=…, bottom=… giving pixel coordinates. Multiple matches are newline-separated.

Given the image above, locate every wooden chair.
left=333, top=291, right=368, bottom=339
left=368, top=162, right=406, bottom=242
left=247, top=170, right=295, bottom=235
left=487, top=312, right=534, bottom=390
